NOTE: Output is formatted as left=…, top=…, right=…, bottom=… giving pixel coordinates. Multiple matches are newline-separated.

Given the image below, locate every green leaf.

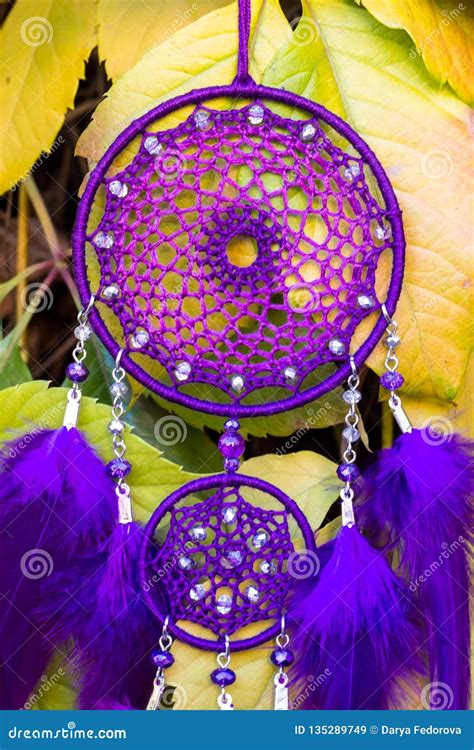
left=0, top=339, right=31, bottom=389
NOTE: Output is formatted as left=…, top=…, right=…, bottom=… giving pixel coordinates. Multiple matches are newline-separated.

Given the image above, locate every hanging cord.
left=233, top=0, right=254, bottom=85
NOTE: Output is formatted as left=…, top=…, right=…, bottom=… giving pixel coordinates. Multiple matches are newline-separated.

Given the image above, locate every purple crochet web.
left=139, top=473, right=316, bottom=651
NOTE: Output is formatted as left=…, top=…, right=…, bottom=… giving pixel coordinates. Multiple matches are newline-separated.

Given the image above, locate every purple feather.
left=0, top=427, right=116, bottom=709
left=358, top=429, right=473, bottom=709
left=290, top=526, right=423, bottom=709
left=38, top=521, right=158, bottom=709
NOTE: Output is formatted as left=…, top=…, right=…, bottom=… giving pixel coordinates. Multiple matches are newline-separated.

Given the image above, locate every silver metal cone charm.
left=274, top=672, right=289, bottom=710
left=147, top=673, right=165, bottom=710
left=63, top=389, right=82, bottom=430
left=217, top=691, right=234, bottom=710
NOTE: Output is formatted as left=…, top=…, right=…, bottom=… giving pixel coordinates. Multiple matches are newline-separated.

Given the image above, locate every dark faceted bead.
left=66, top=362, right=89, bottom=382
left=218, top=432, right=245, bottom=459
left=380, top=371, right=404, bottom=390
left=223, top=457, right=240, bottom=473
left=151, top=649, right=174, bottom=669
left=210, top=667, right=236, bottom=687
left=271, top=647, right=294, bottom=668
left=224, top=418, right=240, bottom=432
left=336, top=463, right=360, bottom=482
left=106, top=458, right=132, bottom=478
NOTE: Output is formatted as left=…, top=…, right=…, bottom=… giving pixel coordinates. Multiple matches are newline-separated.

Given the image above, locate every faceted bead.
left=224, top=418, right=240, bottom=432
left=344, top=163, right=360, bottom=181
left=106, top=458, right=131, bottom=478
left=222, top=505, right=238, bottom=524
left=189, top=525, right=207, bottom=542
left=221, top=549, right=243, bottom=569
left=337, top=463, right=360, bottom=482
left=109, top=180, right=128, bottom=198
left=189, top=584, right=206, bottom=601
left=194, top=110, right=210, bottom=129
left=216, top=594, right=232, bottom=615
left=218, top=432, right=245, bottom=459
left=144, top=135, right=162, bottom=155
left=245, top=585, right=259, bottom=603
left=130, top=328, right=149, bottom=348
left=108, top=419, right=125, bottom=435
left=102, top=284, right=120, bottom=300
left=271, top=648, right=294, bottom=668
left=152, top=650, right=174, bottom=669
left=380, top=371, right=404, bottom=390
left=328, top=338, right=345, bottom=356
left=74, top=323, right=92, bottom=341
left=110, top=381, right=129, bottom=399
left=174, top=361, right=191, bottom=382
left=178, top=556, right=195, bottom=571
left=357, top=294, right=375, bottom=310
left=94, top=231, right=114, bottom=249
left=252, top=531, right=269, bottom=550
left=284, top=366, right=297, bottom=383
left=342, top=426, right=360, bottom=443
left=385, top=334, right=401, bottom=349
left=224, top=457, right=240, bottom=472
left=342, top=389, right=362, bottom=405
left=260, top=560, right=277, bottom=575
left=66, top=362, right=89, bottom=382
left=248, top=104, right=264, bottom=125
left=211, top=667, right=236, bottom=687
left=300, top=123, right=316, bottom=142
left=375, top=224, right=391, bottom=240
left=230, top=374, right=245, bottom=393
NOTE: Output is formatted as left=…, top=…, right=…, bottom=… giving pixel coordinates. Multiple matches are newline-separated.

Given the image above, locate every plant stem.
left=16, top=184, right=29, bottom=355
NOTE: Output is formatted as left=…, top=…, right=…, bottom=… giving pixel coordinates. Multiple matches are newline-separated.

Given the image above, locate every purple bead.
left=224, top=419, right=240, bottom=432
left=66, top=362, right=89, bottom=382
left=224, top=457, right=240, bottom=473
left=151, top=650, right=174, bottom=669
left=380, top=371, right=404, bottom=390
left=218, top=432, right=245, bottom=459
left=106, top=458, right=131, bottom=478
left=337, top=463, right=360, bottom=482
left=271, top=647, right=294, bottom=667
left=210, top=667, right=236, bottom=687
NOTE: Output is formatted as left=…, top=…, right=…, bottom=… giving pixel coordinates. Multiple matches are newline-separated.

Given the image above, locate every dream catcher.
left=1, top=0, right=471, bottom=712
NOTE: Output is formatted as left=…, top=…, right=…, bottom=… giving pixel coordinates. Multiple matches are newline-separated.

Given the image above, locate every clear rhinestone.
left=259, top=560, right=277, bottom=575
left=144, top=135, right=162, bottom=155
left=108, top=419, right=125, bottom=435
left=245, top=585, right=260, bottom=603
left=342, top=426, right=360, bottom=443
left=189, top=584, right=206, bottom=601
left=194, top=110, right=210, bottom=130
left=385, top=334, right=401, bottom=349
left=252, top=531, right=269, bottom=550
left=102, top=284, right=120, bottom=300
left=357, top=294, right=375, bottom=310
left=174, top=361, right=191, bottom=382
left=216, top=594, right=232, bottom=615
left=221, top=549, right=243, bottom=570
left=284, top=366, right=297, bottom=383
left=300, top=123, right=316, bottom=142
left=74, top=323, right=92, bottom=341
left=178, top=556, right=195, bottom=571
left=328, top=338, right=345, bottom=356
left=343, top=389, right=362, bottom=405
left=230, top=375, right=245, bottom=393
left=222, top=506, right=238, bottom=524
left=375, top=224, right=391, bottom=240
left=94, top=231, right=114, bottom=249
left=130, top=328, right=149, bottom=349
left=109, top=180, right=128, bottom=198
left=248, top=104, right=264, bottom=125
left=110, top=381, right=129, bottom=399
left=190, top=525, right=207, bottom=542
left=344, top=163, right=360, bottom=181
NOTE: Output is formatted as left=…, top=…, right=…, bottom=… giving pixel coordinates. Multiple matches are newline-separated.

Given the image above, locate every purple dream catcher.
left=1, top=0, right=471, bottom=712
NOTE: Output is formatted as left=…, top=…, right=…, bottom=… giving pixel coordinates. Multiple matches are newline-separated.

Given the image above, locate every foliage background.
left=0, top=0, right=472, bottom=710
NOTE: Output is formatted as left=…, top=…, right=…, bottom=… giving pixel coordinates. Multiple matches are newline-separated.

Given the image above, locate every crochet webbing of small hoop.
left=1, top=0, right=471, bottom=711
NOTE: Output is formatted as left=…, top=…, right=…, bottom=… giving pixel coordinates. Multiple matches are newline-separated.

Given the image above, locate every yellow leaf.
left=77, top=0, right=290, bottom=165
left=0, top=0, right=96, bottom=194
left=354, top=0, right=474, bottom=105
left=273, top=0, right=473, bottom=403
left=97, top=0, right=233, bottom=81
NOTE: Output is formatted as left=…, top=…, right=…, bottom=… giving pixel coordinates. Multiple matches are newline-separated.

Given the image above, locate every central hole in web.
left=225, top=234, right=258, bottom=268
